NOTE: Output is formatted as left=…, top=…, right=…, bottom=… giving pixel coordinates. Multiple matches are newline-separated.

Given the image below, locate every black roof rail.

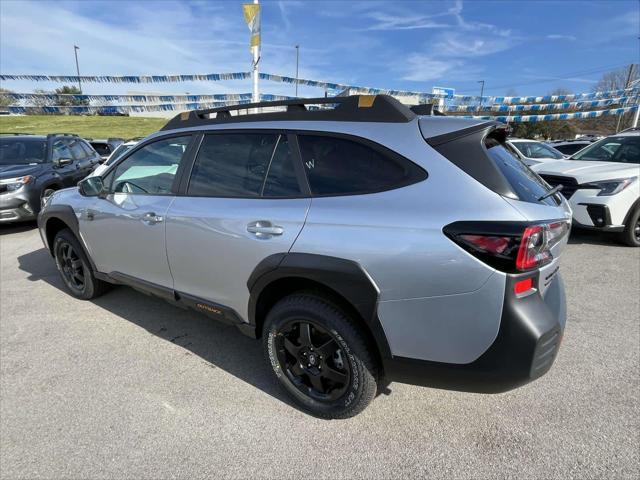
left=47, top=133, right=79, bottom=138
left=161, top=94, right=417, bottom=131
left=619, top=126, right=640, bottom=133
left=0, top=132, right=38, bottom=136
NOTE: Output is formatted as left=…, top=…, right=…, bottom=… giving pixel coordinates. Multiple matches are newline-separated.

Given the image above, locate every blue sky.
left=0, top=0, right=638, bottom=98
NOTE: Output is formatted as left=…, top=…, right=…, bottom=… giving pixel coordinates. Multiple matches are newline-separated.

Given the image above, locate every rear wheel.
left=53, top=228, right=109, bottom=299
left=619, top=207, right=640, bottom=247
left=263, top=293, right=378, bottom=419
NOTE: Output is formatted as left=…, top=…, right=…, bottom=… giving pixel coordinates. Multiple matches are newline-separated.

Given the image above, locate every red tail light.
left=444, top=220, right=570, bottom=273
left=516, top=226, right=550, bottom=270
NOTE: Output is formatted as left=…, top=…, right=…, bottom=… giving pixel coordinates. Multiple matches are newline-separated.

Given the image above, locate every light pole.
left=295, top=45, right=300, bottom=97
left=478, top=80, right=485, bottom=107
left=74, top=45, right=82, bottom=93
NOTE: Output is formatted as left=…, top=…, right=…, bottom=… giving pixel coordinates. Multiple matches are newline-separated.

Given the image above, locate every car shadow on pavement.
left=17, top=247, right=296, bottom=410
left=568, top=228, right=628, bottom=247
left=0, top=221, right=38, bottom=236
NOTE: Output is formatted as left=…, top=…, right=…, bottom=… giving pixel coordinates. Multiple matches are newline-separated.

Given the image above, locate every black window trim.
left=101, top=133, right=197, bottom=197
left=177, top=129, right=311, bottom=200
left=100, top=127, right=428, bottom=200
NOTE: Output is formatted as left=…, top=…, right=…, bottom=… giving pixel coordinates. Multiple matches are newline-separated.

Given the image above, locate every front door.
left=79, top=135, right=193, bottom=288
left=166, top=132, right=310, bottom=320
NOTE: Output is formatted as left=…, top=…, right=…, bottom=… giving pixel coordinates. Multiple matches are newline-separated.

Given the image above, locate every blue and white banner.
left=2, top=71, right=637, bottom=104
left=0, top=73, right=250, bottom=83
left=7, top=101, right=253, bottom=115
left=467, top=105, right=638, bottom=123
left=446, top=96, right=635, bottom=113
left=4, top=92, right=292, bottom=103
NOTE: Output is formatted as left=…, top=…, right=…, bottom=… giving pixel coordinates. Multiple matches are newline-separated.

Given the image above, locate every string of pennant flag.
left=6, top=92, right=635, bottom=113
left=466, top=105, right=638, bottom=123
left=7, top=103, right=637, bottom=122
left=3, top=92, right=291, bottom=103
left=444, top=96, right=635, bottom=113
left=2, top=72, right=638, bottom=104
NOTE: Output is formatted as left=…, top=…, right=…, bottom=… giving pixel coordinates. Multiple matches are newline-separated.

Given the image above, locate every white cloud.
left=547, top=34, right=577, bottom=41
left=400, top=55, right=458, bottom=82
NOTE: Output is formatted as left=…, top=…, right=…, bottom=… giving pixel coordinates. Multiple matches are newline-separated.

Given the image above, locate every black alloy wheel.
left=264, top=294, right=378, bottom=419
left=56, top=241, right=86, bottom=293
left=275, top=320, right=351, bottom=401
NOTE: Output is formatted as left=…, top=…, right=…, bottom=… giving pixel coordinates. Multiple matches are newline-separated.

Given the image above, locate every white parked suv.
left=506, top=138, right=565, bottom=166
left=532, top=128, right=640, bottom=246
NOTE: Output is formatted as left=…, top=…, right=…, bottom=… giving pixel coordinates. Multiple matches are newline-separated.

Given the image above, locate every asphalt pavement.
left=1, top=222, right=638, bottom=479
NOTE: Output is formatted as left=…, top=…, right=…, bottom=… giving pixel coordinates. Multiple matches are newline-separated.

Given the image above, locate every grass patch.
left=0, top=115, right=167, bottom=139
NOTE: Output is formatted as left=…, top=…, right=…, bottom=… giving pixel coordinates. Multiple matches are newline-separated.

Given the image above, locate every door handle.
left=247, top=221, right=284, bottom=238
left=141, top=212, right=164, bottom=225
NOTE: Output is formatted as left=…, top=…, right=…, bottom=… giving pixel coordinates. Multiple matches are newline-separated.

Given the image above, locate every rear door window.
left=297, top=135, right=426, bottom=196
left=187, top=133, right=302, bottom=198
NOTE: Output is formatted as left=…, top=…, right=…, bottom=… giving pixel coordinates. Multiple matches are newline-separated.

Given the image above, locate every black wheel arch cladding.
left=247, top=253, right=392, bottom=360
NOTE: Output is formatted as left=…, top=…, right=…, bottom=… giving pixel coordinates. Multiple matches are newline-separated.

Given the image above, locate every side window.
left=298, top=135, right=426, bottom=196
left=51, top=140, right=73, bottom=161
left=80, top=141, right=97, bottom=157
left=108, top=136, right=191, bottom=195
left=188, top=133, right=301, bottom=198
left=262, top=136, right=302, bottom=197
left=68, top=139, right=87, bottom=160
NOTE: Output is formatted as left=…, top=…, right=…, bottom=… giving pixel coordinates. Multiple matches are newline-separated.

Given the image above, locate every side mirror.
left=78, top=176, right=106, bottom=197
left=53, top=157, right=73, bottom=168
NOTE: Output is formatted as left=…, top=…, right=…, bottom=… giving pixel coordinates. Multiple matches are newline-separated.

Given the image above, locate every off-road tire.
left=53, top=228, right=110, bottom=299
left=263, top=293, right=378, bottom=419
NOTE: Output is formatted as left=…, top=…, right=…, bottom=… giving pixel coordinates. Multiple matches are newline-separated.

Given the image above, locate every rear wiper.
left=538, top=184, right=563, bottom=202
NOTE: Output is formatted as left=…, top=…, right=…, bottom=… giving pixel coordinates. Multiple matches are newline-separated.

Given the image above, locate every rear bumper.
left=383, top=271, right=566, bottom=393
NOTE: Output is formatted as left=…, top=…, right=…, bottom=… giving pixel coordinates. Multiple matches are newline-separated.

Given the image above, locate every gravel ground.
left=1, top=223, right=638, bottom=479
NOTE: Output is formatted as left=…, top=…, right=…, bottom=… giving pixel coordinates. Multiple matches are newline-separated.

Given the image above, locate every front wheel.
left=620, top=207, right=640, bottom=247
left=53, top=228, right=109, bottom=299
left=263, top=294, right=378, bottom=419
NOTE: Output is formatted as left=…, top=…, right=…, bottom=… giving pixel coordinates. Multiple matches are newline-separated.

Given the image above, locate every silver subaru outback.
left=38, top=95, right=571, bottom=418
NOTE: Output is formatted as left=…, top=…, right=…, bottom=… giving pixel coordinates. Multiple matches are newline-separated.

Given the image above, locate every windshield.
left=512, top=141, right=564, bottom=160
left=572, top=136, right=640, bottom=164
left=0, top=138, right=47, bottom=165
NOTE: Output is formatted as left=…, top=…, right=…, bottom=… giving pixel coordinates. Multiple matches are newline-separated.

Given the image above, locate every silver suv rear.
left=38, top=95, right=571, bottom=418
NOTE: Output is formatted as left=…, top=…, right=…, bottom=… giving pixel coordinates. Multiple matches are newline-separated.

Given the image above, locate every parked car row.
left=533, top=128, right=640, bottom=247
left=0, top=133, right=139, bottom=222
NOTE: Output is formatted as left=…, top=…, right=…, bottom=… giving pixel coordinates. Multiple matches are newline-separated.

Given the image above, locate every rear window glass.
left=485, top=136, right=558, bottom=205
left=298, top=135, right=426, bottom=196
left=91, top=142, right=112, bottom=156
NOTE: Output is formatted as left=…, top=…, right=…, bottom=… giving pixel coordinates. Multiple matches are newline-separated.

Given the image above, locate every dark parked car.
left=547, top=139, right=596, bottom=156
left=0, top=133, right=100, bottom=223
left=86, top=138, right=124, bottom=162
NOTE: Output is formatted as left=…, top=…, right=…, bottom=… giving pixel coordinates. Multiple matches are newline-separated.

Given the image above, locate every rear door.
left=166, top=131, right=310, bottom=320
